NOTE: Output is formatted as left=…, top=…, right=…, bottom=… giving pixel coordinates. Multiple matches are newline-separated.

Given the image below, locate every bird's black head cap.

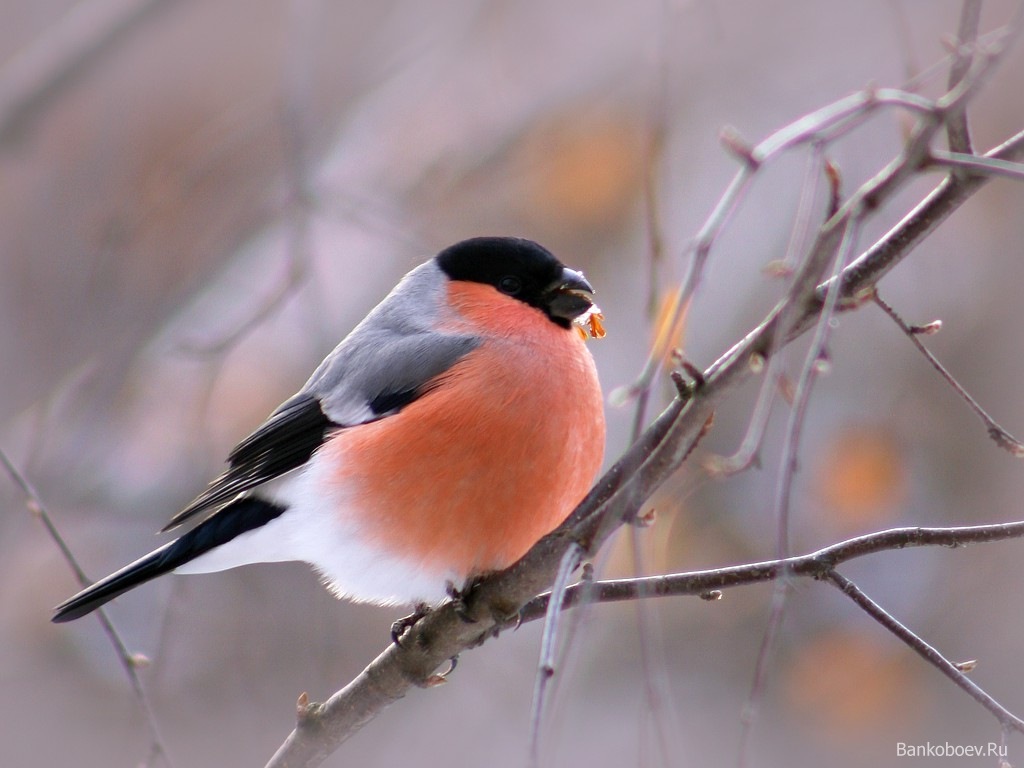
left=436, top=237, right=594, bottom=328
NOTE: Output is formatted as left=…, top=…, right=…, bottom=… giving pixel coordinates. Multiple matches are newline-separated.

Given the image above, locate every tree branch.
left=873, top=292, right=1024, bottom=456
left=264, top=16, right=1024, bottom=762
left=945, top=0, right=982, bottom=156
left=824, top=570, right=1024, bottom=734
left=266, top=109, right=1024, bottom=768
left=517, top=521, right=1024, bottom=617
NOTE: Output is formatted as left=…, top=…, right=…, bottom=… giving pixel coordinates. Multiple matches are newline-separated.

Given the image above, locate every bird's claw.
left=391, top=602, right=431, bottom=646
left=423, top=654, right=460, bottom=687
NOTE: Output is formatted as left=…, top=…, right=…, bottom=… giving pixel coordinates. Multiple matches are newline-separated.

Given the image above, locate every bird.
left=52, top=236, right=606, bottom=624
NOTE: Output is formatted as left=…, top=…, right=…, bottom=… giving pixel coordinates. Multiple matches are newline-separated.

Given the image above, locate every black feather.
left=164, top=394, right=335, bottom=531
left=368, top=387, right=421, bottom=416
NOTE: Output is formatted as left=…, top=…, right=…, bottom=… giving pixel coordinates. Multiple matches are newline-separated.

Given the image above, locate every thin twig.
left=0, top=446, right=173, bottom=767
left=739, top=215, right=861, bottom=767
left=515, top=524, right=1024, bottom=740
left=625, top=49, right=682, bottom=753
left=777, top=217, right=860, bottom=558
left=929, top=149, right=1024, bottom=180
left=913, top=28, right=1009, bottom=92
left=825, top=570, right=1024, bottom=734
left=736, top=156, right=846, bottom=764
left=179, top=2, right=316, bottom=358
left=626, top=43, right=1022, bottom=406
left=946, top=0, right=983, bottom=156
left=737, top=578, right=790, bottom=768
left=615, top=83, right=948, bottom=405
left=528, top=544, right=582, bottom=767
left=873, top=292, right=1024, bottom=456
left=706, top=148, right=829, bottom=477
left=177, top=146, right=310, bottom=359
left=888, top=0, right=922, bottom=86
left=826, top=126, right=1024, bottom=305
left=641, top=21, right=670, bottom=322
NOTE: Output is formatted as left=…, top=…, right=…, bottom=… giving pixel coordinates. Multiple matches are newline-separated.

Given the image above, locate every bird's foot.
left=445, top=579, right=480, bottom=625
left=423, top=654, right=460, bottom=688
left=391, top=602, right=432, bottom=646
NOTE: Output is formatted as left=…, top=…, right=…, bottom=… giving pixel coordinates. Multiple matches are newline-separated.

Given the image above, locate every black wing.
left=162, top=393, right=335, bottom=531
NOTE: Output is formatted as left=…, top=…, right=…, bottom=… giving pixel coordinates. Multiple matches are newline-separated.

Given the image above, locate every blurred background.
left=2, top=1, right=1023, bottom=766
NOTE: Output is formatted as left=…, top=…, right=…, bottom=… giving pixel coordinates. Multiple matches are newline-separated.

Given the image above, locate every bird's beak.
left=544, top=267, right=595, bottom=322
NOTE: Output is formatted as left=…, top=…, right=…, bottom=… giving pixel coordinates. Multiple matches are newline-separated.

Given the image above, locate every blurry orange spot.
left=777, top=373, right=796, bottom=405
left=650, top=285, right=688, bottom=361
left=523, top=118, right=642, bottom=229
left=815, top=424, right=906, bottom=531
left=784, top=629, right=918, bottom=740
left=762, top=259, right=794, bottom=278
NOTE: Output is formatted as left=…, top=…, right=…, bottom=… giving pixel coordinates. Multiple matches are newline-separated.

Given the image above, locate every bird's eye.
left=498, top=275, right=522, bottom=295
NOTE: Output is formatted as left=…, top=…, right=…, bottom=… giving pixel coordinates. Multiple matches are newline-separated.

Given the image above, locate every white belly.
left=173, top=464, right=456, bottom=606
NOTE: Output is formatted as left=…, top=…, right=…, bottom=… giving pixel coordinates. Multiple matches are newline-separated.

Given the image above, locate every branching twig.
left=512, top=520, right=1024, bottom=739
left=25, top=4, right=1023, bottom=766
left=266, top=111, right=1024, bottom=765
left=176, top=139, right=311, bottom=357
left=517, top=521, right=1024, bottom=618
left=265, top=24, right=1024, bottom=751
left=614, top=83, right=956, bottom=406
left=620, top=52, right=683, bottom=755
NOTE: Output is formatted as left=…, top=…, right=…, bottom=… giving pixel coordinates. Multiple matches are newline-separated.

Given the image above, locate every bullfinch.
left=52, top=237, right=606, bottom=623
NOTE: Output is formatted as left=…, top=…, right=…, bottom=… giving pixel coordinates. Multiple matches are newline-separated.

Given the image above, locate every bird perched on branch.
left=53, top=237, right=606, bottom=625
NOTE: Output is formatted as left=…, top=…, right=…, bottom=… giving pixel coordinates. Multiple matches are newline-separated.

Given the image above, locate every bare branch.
left=794, top=123, right=1024, bottom=337
left=780, top=221, right=860, bottom=557
left=258, top=18, right=1024, bottom=760
left=618, top=25, right=1015, bottom=409
left=515, top=522, right=1024, bottom=739
left=0, top=446, right=173, bottom=767
left=737, top=573, right=789, bottom=768
left=705, top=148, right=828, bottom=477
left=615, top=83, right=949, bottom=406
left=825, top=570, right=1024, bottom=734
left=946, top=0, right=983, bottom=155
left=739, top=213, right=860, bottom=766
left=528, top=545, right=583, bottom=766
left=266, top=120, right=1024, bottom=766
left=929, top=149, right=1024, bottom=180
left=518, top=521, right=1024, bottom=616
left=623, top=40, right=683, bottom=751
left=873, top=293, right=1024, bottom=456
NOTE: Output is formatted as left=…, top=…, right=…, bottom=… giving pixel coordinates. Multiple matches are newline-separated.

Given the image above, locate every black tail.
left=52, top=497, right=286, bottom=623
